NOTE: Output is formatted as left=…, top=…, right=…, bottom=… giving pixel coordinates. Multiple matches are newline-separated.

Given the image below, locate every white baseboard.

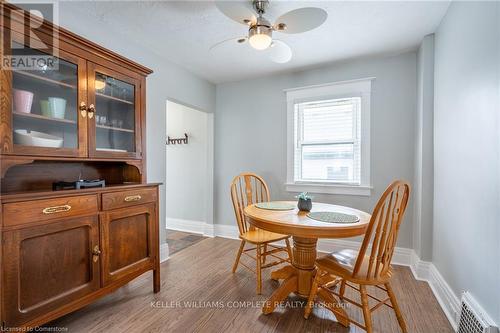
left=164, top=221, right=467, bottom=329
left=409, top=250, right=432, bottom=280
left=160, top=242, right=169, bottom=263
left=166, top=217, right=215, bottom=237
left=428, top=261, right=461, bottom=330
left=203, top=223, right=215, bottom=237
left=409, top=251, right=460, bottom=330
left=214, top=223, right=240, bottom=240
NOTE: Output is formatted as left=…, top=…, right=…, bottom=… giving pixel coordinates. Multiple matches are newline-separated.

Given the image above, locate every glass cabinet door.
left=6, top=30, right=87, bottom=157
left=88, top=63, right=141, bottom=159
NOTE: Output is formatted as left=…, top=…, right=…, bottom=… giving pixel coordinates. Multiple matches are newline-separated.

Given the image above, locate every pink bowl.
left=13, top=89, right=34, bottom=114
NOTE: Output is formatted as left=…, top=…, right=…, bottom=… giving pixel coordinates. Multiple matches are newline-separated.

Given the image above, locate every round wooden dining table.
left=244, top=201, right=371, bottom=316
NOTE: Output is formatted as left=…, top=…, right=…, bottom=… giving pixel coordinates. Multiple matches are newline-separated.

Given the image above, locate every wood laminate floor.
left=49, top=237, right=453, bottom=333
left=166, top=229, right=206, bottom=255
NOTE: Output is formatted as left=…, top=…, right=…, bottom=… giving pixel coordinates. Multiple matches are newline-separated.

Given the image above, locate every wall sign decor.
left=166, top=133, right=189, bottom=145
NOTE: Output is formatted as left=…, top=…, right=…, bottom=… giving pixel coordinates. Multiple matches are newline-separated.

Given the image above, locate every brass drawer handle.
left=42, top=204, right=72, bottom=214
left=124, top=195, right=142, bottom=202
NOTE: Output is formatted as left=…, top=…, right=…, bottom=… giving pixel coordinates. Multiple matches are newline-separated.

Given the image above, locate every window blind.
left=294, top=97, right=362, bottom=184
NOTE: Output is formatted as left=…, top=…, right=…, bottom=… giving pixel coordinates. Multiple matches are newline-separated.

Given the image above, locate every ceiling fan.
left=211, top=0, right=328, bottom=63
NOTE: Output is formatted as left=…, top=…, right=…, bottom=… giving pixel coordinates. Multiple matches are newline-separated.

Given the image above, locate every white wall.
left=166, top=101, right=208, bottom=224
left=215, top=52, right=416, bottom=248
left=413, top=34, right=435, bottom=261
left=58, top=3, right=216, bottom=245
left=433, top=0, right=500, bottom=324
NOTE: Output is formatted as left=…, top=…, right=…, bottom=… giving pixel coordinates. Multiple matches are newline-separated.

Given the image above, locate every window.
left=286, top=79, right=372, bottom=196
left=295, top=97, right=361, bottom=184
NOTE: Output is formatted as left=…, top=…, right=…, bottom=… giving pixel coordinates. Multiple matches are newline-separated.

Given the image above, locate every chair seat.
left=240, top=229, right=289, bottom=244
left=316, top=249, right=392, bottom=284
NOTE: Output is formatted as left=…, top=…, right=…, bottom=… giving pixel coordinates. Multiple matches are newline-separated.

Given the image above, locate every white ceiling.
left=62, top=1, right=450, bottom=84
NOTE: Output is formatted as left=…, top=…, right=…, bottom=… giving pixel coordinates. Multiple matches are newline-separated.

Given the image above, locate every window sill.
left=285, top=182, right=372, bottom=196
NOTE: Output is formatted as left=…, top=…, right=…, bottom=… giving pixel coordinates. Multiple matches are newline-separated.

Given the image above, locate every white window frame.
left=285, top=78, right=373, bottom=196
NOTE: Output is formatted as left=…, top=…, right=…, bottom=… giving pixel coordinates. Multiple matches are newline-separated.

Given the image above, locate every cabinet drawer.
left=102, top=188, right=157, bottom=210
left=3, top=195, right=98, bottom=227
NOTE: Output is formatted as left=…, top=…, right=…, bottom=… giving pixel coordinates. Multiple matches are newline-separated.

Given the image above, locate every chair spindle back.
left=353, top=180, right=410, bottom=281
left=230, top=173, right=270, bottom=235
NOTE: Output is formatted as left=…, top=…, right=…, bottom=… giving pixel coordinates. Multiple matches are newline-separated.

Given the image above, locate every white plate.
left=14, top=129, right=63, bottom=148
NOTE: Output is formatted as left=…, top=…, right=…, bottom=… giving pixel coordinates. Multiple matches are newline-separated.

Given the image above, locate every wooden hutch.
left=0, top=3, right=160, bottom=329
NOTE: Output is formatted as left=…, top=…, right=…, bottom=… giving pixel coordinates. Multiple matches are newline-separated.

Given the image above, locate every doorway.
left=165, top=100, right=214, bottom=238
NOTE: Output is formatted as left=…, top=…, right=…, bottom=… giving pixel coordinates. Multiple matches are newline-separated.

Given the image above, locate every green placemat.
left=307, top=211, right=360, bottom=224
left=255, top=202, right=295, bottom=211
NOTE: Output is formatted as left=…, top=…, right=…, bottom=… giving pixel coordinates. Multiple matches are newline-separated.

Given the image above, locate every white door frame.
left=204, top=113, right=215, bottom=236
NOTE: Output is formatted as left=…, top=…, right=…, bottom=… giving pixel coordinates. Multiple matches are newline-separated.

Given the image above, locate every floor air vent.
left=457, top=292, right=497, bottom=333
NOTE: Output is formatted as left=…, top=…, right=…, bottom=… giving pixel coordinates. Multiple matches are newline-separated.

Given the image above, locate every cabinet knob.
left=88, top=104, right=95, bottom=119
left=79, top=102, right=87, bottom=118
left=92, top=245, right=101, bottom=263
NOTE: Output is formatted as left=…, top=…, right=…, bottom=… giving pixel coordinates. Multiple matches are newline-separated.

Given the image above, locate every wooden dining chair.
left=304, top=180, right=410, bottom=333
left=230, top=172, right=293, bottom=294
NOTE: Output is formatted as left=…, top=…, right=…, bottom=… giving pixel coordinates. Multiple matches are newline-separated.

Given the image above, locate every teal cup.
left=40, top=100, right=50, bottom=117
left=48, top=97, right=66, bottom=119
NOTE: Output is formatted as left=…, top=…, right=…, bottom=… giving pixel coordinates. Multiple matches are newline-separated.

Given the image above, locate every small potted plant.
left=296, top=192, right=313, bottom=212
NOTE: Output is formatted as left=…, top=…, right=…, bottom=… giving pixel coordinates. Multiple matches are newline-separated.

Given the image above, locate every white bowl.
left=14, top=130, right=63, bottom=148
left=13, top=129, right=32, bottom=146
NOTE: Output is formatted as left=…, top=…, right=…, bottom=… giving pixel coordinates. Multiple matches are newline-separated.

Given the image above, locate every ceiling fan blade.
left=215, top=0, right=256, bottom=26
left=209, top=36, right=248, bottom=53
left=274, top=7, right=327, bottom=34
left=267, top=40, right=292, bottom=63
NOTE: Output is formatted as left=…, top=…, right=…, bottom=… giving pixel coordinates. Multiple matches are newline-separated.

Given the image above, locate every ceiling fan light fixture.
left=214, top=0, right=327, bottom=63
left=248, top=16, right=272, bottom=50
left=249, top=32, right=272, bottom=50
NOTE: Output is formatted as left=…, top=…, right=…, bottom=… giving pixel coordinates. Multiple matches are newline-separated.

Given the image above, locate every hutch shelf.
left=0, top=3, right=160, bottom=329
